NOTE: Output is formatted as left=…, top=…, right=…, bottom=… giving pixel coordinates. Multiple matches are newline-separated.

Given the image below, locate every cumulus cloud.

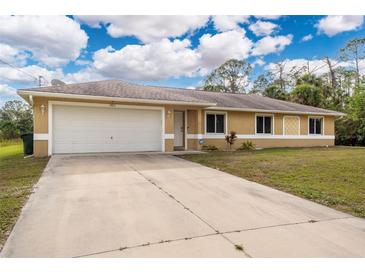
left=253, top=58, right=265, bottom=66
left=252, top=34, right=293, bottom=56
left=264, top=58, right=359, bottom=77
left=0, top=16, right=88, bottom=67
left=0, top=43, right=29, bottom=66
left=212, top=15, right=250, bottom=31
left=249, top=21, right=279, bottom=36
left=63, top=67, right=106, bottom=83
left=0, top=84, right=16, bottom=96
left=0, top=65, right=63, bottom=84
left=92, top=39, right=200, bottom=80
left=301, top=34, right=313, bottom=42
left=317, top=15, right=364, bottom=37
left=197, top=30, right=253, bottom=70
left=0, top=84, right=18, bottom=106
left=89, top=29, right=254, bottom=80
left=77, top=15, right=209, bottom=43
left=255, top=16, right=282, bottom=20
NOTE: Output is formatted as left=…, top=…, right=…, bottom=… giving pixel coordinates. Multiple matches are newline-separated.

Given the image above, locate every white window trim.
left=204, top=111, right=228, bottom=135
left=48, top=100, right=165, bottom=156
left=308, top=116, right=324, bottom=135
left=283, top=115, right=301, bottom=135
left=255, top=113, right=275, bottom=135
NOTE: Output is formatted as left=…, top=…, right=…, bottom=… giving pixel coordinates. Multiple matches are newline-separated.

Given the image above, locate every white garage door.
left=52, top=104, right=163, bottom=154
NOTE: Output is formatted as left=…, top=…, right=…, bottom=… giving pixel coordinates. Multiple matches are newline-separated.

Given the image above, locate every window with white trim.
left=206, top=113, right=225, bottom=133
left=256, top=115, right=273, bottom=134
left=309, top=117, right=323, bottom=135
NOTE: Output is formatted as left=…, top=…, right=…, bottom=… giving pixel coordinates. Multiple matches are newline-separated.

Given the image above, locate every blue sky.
left=0, top=15, right=365, bottom=105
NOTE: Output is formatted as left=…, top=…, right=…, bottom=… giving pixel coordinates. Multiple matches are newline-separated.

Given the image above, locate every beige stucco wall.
left=31, top=96, right=337, bottom=156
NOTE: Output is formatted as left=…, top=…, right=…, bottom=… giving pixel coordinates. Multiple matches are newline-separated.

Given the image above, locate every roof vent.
left=51, top=79, right=66, bottom=86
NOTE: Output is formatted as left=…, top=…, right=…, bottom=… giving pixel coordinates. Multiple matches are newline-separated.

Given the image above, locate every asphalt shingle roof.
left=19, top=80, right=343, bottom=115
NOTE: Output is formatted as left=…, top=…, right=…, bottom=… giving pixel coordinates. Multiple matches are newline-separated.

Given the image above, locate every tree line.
left=202, top=38, right=365, bottom=146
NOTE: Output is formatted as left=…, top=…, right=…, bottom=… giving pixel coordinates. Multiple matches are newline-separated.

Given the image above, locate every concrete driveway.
left=1, top=154, right=365, bottom=258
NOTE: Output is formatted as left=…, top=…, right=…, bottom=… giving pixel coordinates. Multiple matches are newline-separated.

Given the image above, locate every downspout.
left=29, top=95, right=33, bottom=106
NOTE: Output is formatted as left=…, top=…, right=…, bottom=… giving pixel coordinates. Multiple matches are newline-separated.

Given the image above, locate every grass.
left=181, top=147, right=365, bottom=218
left=0, top=140, right=49, bottom=250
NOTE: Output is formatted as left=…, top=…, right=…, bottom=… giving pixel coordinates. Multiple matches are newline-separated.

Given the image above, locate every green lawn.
left=0, top=141, right=49, bottom=250
left=181, top=147, right=365, bottom=218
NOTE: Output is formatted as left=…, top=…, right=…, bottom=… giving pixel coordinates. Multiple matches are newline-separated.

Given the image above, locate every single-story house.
left=18, top=80, right=344, bottom=157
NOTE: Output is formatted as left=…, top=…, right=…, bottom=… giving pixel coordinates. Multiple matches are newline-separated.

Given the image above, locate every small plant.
left=225, top=131, right=237, bottom=150
left=201, top=144, right=219, bottom=151
left=237, top=140, right=256, bottom=151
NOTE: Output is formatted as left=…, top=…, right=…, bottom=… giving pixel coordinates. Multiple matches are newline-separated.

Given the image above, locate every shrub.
left=237, top=141, right=256, bottom=151
left=225, top=131, right=237, bottom=150
left=201, top=145, right=219, bottom=151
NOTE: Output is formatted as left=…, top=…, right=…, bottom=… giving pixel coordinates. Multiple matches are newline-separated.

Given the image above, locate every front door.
left=174, top=111, right=184, bottom=149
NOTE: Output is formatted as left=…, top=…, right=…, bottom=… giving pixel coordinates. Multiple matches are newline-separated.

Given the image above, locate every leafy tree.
left=336, top=85, right=365, bottom=146
left=203, top=59, right=252, bottom=93
left=250, top=72, right=273, bottom=94
left=295, top=73, right=323, bottom=87
left=290, top=83, right=324, bottom=107
left=340, top=38, right=365, bottom=85
left=0, top=100, right=33, bottom=139
left=262, top=85, right=288, bottom=100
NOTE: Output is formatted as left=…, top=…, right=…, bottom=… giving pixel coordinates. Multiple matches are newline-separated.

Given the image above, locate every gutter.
left=206, top=106, right=345, bottom=117
left=17, top=90, right=217, bottom=107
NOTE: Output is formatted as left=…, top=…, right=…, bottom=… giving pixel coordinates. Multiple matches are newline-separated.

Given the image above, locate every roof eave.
left=17, top=90, right=216, bottom=107
left=206, top=106, right=345, bottom=117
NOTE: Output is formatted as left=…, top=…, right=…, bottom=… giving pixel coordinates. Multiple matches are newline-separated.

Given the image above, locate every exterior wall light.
left=40, top=104, right=46, bottom=116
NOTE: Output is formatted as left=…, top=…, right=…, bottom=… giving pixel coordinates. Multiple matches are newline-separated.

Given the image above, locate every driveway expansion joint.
left=127, top=164, right=252, bottom=257
left=73, top=216, right=357, bottom=258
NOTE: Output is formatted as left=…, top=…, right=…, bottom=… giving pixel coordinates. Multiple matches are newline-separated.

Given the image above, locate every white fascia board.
left=17, top=90, right=216, bottom=107
left=206, top=106, right=344, bottom=117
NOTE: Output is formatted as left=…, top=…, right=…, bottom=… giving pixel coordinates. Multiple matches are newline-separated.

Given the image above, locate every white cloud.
left=0, top=84, right=18, bottom=106
left=255, top=16, right=282, bottom=20
left=62, top=67, right=106, bottom=83
left=253, top=58, right=265, bottom=66
left=252, top=34, right=293, bottom=56
left=198, top=30, right=253, bottom=70
left=301, top=34, right=313, bottom=42
left=92, top=39, right=200, bottom=80
left=249, top=21, right=279, bottom=36
left=212, top=15, right=250, bottom=31
left=0, top=43, right=29, bottom=66
left=77, top=15, right=209, bottom=43
left=90, top=29, right=254, bottom=81
left=317, top=16, right=364, bottom=37
left=0, top=16, right=88, bottom=67
left=0, top=65, right=63, bottom=84
left=265, top=58, right=351, bottom=77
left=0, top=84, right=16, bottom=96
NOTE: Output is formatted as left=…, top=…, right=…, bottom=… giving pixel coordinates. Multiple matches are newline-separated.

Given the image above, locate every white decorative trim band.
left=164, top=134, right=175, bottom=139
left=187, top=134, right=335, bottom=140
left=187, top=134, right=204, bottom=139
left=34, top=133, right=49, bottom=141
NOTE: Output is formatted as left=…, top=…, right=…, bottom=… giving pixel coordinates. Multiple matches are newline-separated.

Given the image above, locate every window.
left=256, top=115, right=273, bottom=134
left=309, top=117, right=323, bottom=135
left=206, top=113, right=225, bottom=133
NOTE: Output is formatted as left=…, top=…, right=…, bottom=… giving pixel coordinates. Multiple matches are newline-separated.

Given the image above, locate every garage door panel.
left=52, top=105, right=162, bottom=154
